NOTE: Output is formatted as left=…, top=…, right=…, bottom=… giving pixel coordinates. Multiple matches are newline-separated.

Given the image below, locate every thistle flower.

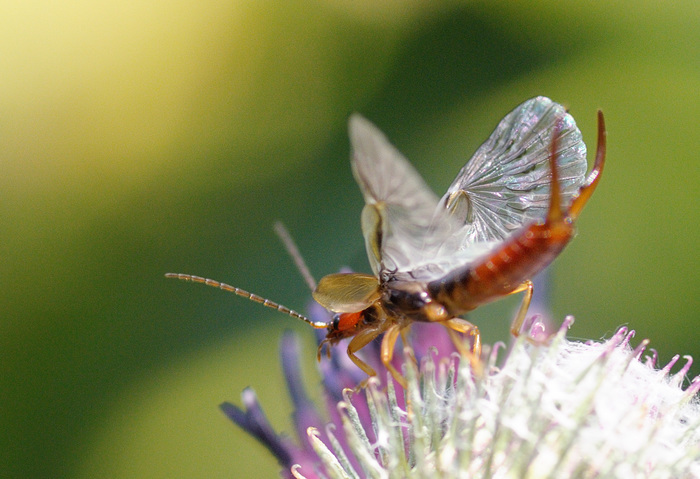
left=222, top=304, right=700, bottom=478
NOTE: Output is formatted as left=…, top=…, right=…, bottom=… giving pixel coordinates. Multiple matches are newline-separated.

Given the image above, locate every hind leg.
left=442, top=317, right=482, bottom=373
left=508, top=280, right=534, bottom=337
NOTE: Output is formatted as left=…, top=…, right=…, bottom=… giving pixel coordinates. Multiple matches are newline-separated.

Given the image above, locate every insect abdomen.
left=429, top=221, right=574, bottom=314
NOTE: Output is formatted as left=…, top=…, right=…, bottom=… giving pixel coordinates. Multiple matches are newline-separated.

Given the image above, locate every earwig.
left=167, top=97, right=607, bottom=388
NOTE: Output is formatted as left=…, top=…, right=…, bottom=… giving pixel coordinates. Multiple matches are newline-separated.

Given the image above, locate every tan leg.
left=346, top=326, right=384, bottom=381
left=442, top=318, right=480, bottom=355
left=443, top=318, right=482, bottom=373
left=508, top=280, right=533, bottom=337
left=380, top=323, right=407, bottom=389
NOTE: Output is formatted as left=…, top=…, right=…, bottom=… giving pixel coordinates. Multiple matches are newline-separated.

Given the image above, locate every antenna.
left=164, top=273, right=328, bottom=329
left=273, top=221, right=317, bottom=291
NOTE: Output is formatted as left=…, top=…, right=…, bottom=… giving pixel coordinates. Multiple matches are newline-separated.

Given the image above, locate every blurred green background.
left=2, top=1, right=698, bottom=477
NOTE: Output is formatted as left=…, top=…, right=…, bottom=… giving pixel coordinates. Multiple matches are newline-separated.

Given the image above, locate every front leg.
left=345, top=324, right=385, bottom=387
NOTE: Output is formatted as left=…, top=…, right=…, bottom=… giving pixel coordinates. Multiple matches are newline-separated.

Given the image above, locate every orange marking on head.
left=337, top=311, right=363, bottom=332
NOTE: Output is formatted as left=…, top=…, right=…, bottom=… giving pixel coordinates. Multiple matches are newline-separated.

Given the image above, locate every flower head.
left=222, top=306, right=700, bottom=478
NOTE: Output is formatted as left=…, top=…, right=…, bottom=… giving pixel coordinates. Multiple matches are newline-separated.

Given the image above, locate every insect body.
left=168, top=97, right=606, bottom=388
left=312, top=97, right=606, bottom=385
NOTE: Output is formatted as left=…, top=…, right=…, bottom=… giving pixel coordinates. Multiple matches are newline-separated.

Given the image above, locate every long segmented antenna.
left=164, top=273, right=328, bottom=329
left=273, top=221, right=317, bottom=291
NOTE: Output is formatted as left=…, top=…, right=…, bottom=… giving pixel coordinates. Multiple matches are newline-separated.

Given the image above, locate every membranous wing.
left=314, top=115, right=457, bottom=314
left=438, top=96, right=588, bottom=246
left=349, top=114, right=460, bottom=278
left=348, top=98, right=589, bottom=284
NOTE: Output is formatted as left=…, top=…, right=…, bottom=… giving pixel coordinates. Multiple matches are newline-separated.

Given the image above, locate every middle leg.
left=380, top=323, right=407, bottom=389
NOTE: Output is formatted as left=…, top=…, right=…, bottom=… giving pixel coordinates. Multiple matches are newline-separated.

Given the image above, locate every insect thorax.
left=382, top=280, right=449, bottom=323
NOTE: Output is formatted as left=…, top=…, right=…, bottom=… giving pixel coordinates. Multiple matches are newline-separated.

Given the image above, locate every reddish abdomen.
left=429, top=221, right=574, bottom=314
